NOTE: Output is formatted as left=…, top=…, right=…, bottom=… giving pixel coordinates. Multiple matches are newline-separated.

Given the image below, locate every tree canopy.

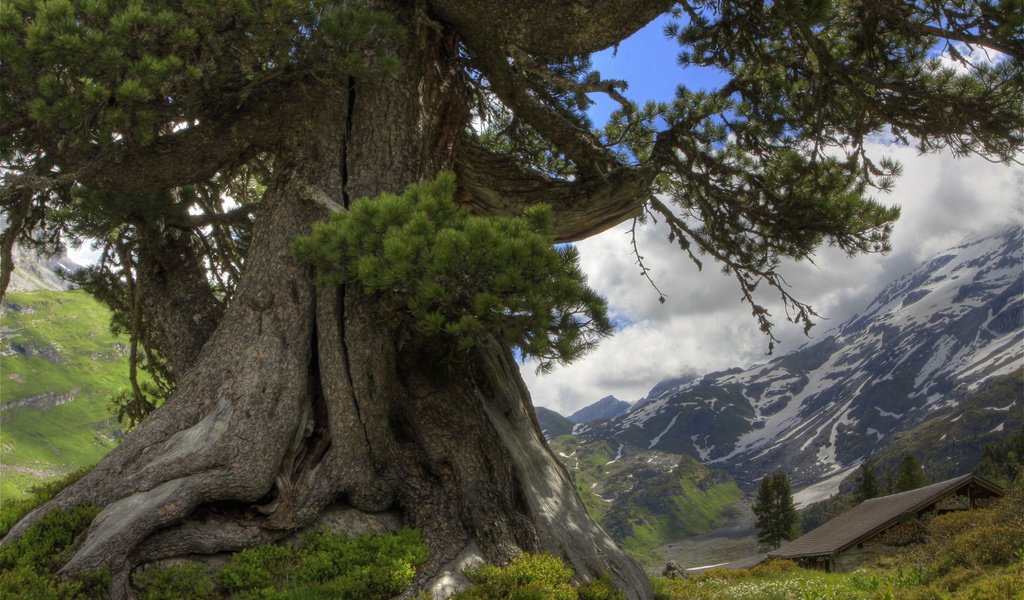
left=2, top=0, right=1021, bottom=358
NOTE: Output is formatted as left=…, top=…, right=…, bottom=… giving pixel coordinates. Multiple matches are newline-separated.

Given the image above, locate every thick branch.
left=454, top=136, right=655, bottom=242
left=430, top=0, right=673, bottom=57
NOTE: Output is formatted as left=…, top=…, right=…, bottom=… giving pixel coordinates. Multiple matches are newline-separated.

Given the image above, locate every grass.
left=1, top=290, right=130, bottom=501
left=550, top=435, right=744, bottom=566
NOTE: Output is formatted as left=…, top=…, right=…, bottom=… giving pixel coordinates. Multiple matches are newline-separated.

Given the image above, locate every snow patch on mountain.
left=577, top=225, right=1023, bottom=491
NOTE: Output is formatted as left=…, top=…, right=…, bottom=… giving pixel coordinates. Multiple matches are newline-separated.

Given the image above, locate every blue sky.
left=586, top=14, right=726, bottom=125
left=523, top=19, right=1024, bottom=416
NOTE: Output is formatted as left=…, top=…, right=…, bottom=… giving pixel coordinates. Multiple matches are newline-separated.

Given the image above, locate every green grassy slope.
left=550, top=435, right=744, bottom=566
left=1, top=290, right=129, bottom=501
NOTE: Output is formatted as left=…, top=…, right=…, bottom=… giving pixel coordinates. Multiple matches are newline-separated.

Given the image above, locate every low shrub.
left=0, top=503, right=101, bottom=572
left=135, top=527, right=429, bottom=600
left=0, top=503, right=107, bottom=600
left=452, top=553, right=624, bottom=600
left=134, top=562, right=218, bottom=600
left=0, top=467, right=94, bottom=537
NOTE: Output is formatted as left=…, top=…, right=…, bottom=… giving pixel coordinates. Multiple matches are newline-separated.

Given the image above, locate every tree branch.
left=468, top=44, right=617, bottom=177
left=429, top=0, right=674, bottom=57
left=454, top=136, right=655, bottom=242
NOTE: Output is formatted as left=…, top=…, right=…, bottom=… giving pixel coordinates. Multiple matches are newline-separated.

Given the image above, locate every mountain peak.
left=568, top=395, right=631, bottom=424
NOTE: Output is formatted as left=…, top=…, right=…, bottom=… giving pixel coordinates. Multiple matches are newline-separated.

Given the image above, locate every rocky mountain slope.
left=574, top=226, right=1023, bottom=495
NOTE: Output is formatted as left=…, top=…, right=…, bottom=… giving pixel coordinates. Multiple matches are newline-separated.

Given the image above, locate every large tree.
left=1, top=1, right=1021, bottom=598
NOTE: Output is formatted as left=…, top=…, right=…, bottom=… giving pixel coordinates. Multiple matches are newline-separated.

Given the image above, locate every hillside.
left=535, top=406, right=574, bottom=439
left=549, top=434, right=744, bottom=565
left=1, top=289, right=130, bottom=500
left=568, top=395, right=631, bottom=423
left=574, top=226, right=1023, bottom=495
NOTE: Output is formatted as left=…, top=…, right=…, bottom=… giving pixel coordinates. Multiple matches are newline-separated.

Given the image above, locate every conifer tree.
left=893, top=454, right=931, bottom=493
left=753, top=471, right=800, bottom=550
left=856, top=458, right=880, bottom=502
left=0, top=2, right=1021, bottom=598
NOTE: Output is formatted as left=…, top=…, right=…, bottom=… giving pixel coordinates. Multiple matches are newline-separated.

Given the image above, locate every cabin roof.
left=769, top=473, right=1005, bottom=560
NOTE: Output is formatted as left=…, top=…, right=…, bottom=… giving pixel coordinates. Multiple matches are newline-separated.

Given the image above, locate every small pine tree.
left=753, top=471, right=800, bottom=550
left=856, top=458, right=880, bottom=502
left=892, top=454, right=930, bottom=493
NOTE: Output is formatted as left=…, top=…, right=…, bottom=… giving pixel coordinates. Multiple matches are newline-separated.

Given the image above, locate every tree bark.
left=135, top=229, right=224, bottom=376
left=0, top=6, right=652, bottom=599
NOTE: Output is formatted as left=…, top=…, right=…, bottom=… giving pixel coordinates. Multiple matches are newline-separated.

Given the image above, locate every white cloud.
left=524, top=144, right=1023, bottom=416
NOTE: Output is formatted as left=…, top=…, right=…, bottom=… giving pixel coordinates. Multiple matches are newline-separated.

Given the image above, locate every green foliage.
left=216, top=543, right=295, bottom=596
left=294, top=172, right=613, bottom=372
left=0, top=466, right=93, bottom=536
left=856, top=458, right=880, bottom=502
left=0, top=503, right=100, bottom=572
left=752, top=471, right=800, bottom=550
left=0, top=290, right=129, bottom=501
left=0, top=504, right=107, bottom=600
left=134, top=562, right=218, bottom=600
left=908, top=479, right=1024, bottom=579
left=976, top=425, right=1024, bottom=486
left=135, top=527, right=429, bottom=600
left=1, top=0, right=403, bottom=151
left=452, top=553, right=623, bottom=600
left=891, top=454, right=930, bottom=494
left=0, top=565, right=99, bottom=600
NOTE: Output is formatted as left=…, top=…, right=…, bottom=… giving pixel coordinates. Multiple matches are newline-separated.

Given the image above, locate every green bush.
left=136, top=562, right=218, bottom=600
left=293, top=172, right=613, bottom=373
left=960, top=568, right=1024, bottom=600
left=134, top=527, right=429, bottom=600
left=452, top=553, right=623, bottom=600
left=0, top=503, right=101, bottom=572
left=0, top=467, right=94, bottom=537
left=217, top=543, right=295, bottom=594
left=0, top=564, right=94, bottom=600
left=0, top=504, right=107, bottom=600
left=292, top=527, right=428, bottom=598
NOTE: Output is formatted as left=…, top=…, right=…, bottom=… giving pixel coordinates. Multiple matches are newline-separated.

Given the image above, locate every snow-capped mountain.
left=575, top=225, right=1023, bottom=492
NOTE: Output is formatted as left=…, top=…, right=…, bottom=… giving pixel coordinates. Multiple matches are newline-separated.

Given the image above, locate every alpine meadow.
left=0, top=2, right=1021, bottom=599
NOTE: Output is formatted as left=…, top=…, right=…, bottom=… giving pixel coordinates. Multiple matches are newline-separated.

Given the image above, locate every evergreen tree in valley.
left=856, top=458, right=880, bottom=502
left=1, top=1, right=1021, bottom=597
left=893, top=454, right=931, bottom=493
left=753, top=471, right=800, bottom=550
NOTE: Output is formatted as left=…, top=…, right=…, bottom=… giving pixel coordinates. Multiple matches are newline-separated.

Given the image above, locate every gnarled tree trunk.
left=2, top=8, right=651, bottom=600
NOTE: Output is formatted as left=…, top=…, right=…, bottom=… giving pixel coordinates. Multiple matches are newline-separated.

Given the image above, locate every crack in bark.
left=336, top=285, right=373, bottom=453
